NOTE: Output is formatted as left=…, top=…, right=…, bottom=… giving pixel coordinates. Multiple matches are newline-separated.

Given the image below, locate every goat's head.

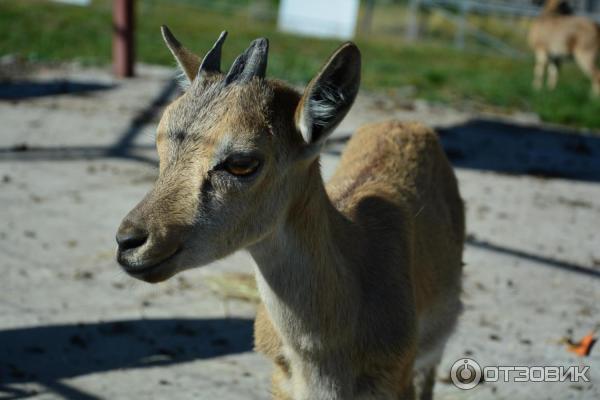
left=115, top=27, right=360, bottom=282
left=533, top=0, right=574, bottom=15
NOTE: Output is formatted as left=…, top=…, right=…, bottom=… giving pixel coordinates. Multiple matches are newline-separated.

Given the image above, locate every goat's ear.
left=161, top=25, right=201, bottom=82
left=295, top=43, right=360, bottom=151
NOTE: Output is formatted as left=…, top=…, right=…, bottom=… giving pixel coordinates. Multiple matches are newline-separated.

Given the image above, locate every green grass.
left=1, top=0, right=599, bottom=130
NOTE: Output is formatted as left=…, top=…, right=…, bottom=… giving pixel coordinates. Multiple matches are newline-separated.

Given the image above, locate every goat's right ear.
left=295, top=43, right=361, bottom=156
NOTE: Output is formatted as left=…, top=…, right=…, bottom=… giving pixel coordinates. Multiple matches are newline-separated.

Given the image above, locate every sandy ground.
left=0, top=64, right=598, bottom=400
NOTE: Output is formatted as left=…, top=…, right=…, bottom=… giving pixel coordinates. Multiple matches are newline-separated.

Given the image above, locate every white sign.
left=51, top=0, right=91, bottom=5
left=278, top=0, right=359, bottom=40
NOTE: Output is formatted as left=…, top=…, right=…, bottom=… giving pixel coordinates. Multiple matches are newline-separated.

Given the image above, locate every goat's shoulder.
left=328, top=120, right=443, bottom=213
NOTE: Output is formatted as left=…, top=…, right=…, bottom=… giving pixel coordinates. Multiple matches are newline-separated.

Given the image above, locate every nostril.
left=116, top=228, right=148, bottom=251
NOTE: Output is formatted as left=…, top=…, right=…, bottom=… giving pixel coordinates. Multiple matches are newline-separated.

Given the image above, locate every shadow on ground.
left=327, top=118, right=600, bottom=183
left=3, top=76, right=599, bottom=184
left=0, top=318, right=254, bottom=399
left=0, top=78, right=177, bottom=165
left=437, top=119, right=600, bottom=182
left=0, top=80, right=115, bottom=100
left=466, top=235, right=600, bottom=278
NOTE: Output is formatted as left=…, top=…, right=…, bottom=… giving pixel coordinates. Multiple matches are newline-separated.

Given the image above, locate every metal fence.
left=420, top=0, right=600, bottom=19
left=139, top=0, right=600, bottom=54
left=406, top=0, right=600, bottom=58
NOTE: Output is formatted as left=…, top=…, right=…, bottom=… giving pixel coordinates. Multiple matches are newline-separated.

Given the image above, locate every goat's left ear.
left=161, top=25, right=201, bottom=82
left=296, top=43, right=361, bottom=152
left=161, top=26, right=227, bottom=84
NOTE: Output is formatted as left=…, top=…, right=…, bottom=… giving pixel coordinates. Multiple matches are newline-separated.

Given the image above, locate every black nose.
left=116, top=224, right=148, bottom=251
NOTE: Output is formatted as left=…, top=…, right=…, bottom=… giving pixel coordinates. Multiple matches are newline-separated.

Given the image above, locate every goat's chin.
left=122, top=248, right=183, bottom=283
left=126, top=259, right=179, bottom=283
left=135, top=266, right=178, bottom=283
left=130, top=251, right=226, bottom=284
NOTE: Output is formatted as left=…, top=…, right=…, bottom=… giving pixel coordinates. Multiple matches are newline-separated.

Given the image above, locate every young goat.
left=529, top=0, right=600, bottom=95
left=115, top=27, right=465, bottom=399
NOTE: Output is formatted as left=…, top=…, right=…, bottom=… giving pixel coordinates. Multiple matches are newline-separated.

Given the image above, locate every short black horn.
left=199, top=31, right=228, bottom=75
left=224, top=38, right=269, bottom=84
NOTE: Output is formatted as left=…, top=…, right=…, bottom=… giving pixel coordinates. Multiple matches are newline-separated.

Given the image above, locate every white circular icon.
left=450, top=358, right=482, bottom=390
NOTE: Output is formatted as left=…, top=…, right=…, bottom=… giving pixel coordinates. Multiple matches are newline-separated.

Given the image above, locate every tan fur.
left=528, top=0, right=600, bottom=95
left=116, top=30, right=464, bottom=399
left=253, top=121, right=463, bottom=399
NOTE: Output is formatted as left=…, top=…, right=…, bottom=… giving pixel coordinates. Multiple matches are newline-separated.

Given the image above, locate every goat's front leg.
left=547, top=60, right=560, bottom=90
left=533, top=49, right=548, bottom=90
left=279, top=348, right=355, bottom=400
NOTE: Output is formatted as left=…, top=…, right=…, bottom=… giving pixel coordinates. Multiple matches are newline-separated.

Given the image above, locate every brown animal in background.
left=528, top=0, right=600, bottom=95
left=115, top=26, right=465, bottom=399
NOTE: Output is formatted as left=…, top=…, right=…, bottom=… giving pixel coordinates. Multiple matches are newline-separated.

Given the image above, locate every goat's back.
left=327, top=120, right=465, bottom=316
left=529, top=15, right=600, bottom=54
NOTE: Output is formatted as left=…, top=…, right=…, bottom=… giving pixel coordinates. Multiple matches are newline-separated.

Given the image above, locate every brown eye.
left=224, top=156, right=260, bottom=177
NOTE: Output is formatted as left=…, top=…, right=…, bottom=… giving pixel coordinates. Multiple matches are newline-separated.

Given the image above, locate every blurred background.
left=0, top=1, right=599, bottom=399
left=3, top=0, right=600, bottom=127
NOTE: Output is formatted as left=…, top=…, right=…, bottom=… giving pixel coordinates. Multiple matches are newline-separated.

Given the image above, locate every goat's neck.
left=248, top=162, right=360, bottom=353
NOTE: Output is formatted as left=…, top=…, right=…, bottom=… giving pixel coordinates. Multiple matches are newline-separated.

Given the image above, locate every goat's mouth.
left=118, top=247, right=182, bottom=283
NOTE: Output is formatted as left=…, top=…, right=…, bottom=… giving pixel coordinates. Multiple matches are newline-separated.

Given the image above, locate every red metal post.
left=113, top=0, right=135, bottom=78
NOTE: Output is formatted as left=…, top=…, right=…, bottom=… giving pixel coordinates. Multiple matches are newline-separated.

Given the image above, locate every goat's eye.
left=224, top=156, right=260, bottom=177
